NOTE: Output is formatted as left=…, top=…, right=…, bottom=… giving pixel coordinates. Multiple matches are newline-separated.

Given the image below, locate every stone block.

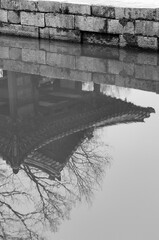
left=137, top=53, right=158, bottom=66
left=39, top=65, right=70, bottom=79
left=119, top=34, right=137, bottom=48
left=3, top=60, right=40, bottom=75
left=61, top=3, right=91, bottom=15
left=49, top=28, right=81, bottom=42
left=40, top=66, right=92, bottom=82
left=135, top=21, right=159, bottom=37
left=0, top=23, right=39, bottom=38
left=43, top=41, right=82, bottom=56
left=40, top=27, right=50, bottom=39
left=8, top=11, right=20, bottom=24
left=137, top=36, right=158, bottom=50
left=0, top=10, right=8, bottom=23
left=75, top=56, right=108, bottom=73
left=115, top=8, right=125, bottom=19
left=108, top=59, right=134, bottom=76
left=69, top=69, right=92, bottom=82
left=115, top=7, right=156, bottom=20
left=9, top=47, right=22, bottom=60
left=0, top=35, right=40, bottom=49
left=21, top=12, right=45, bottom=27
left=135, top=64, right=159, bottom=81
left=108, top=60, right=123, bottom=75
left=82, top=32, right=119, bottom=46
left=46, top=13, right=74, bottom=29
left=37, top=1, right=61, bottom=13
left=108, top=19, right=134, bottom=34
left=107, top=19, right=123, bottom=34
left=92, top=72, right=116, bottom=85
left=1, top=0, right=21, bottom=10
left=46, top=52, right=76, bottom=69
left=20, top=1, right=38, bottom=11
left=75, top=16, right=107, bottom=32
left=22, top=49, right=46, bottom=64
left=0, top=46, right=9, bottom=59
left=92, top=6, right=115, bottom=18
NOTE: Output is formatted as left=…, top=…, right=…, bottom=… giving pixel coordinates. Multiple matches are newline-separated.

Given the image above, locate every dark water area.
left=0, top=36, right=159, bottom=240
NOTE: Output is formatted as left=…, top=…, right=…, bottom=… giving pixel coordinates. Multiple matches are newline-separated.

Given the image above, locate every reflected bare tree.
left=0, top=133, right=110, bottom=239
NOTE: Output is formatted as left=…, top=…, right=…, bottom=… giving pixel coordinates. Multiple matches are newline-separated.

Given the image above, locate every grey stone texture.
left=92, top=6, right=115, bottom=18
left=8, top=11, right=20, bottom=24
left=75, top=16, right=107, bottom=32
left=46, top=14, right=74, bottom=29
left=0, top=0, right=159, bottom=50
left=37, top=1, right=61, bottom=13
left=137, top=36, right=158, bottom=50
left=61, top=3, right=91, bottom=15
left=0, top=9, right=8, bottom=22
left=21, top=12, right=45, bottom=27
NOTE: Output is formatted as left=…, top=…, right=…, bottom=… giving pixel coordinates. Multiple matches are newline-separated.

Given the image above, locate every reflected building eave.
left=0, top=92, right=155, bottom=176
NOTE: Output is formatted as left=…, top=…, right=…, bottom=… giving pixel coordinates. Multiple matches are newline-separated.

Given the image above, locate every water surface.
left=0, top=36, right=159, bottom=240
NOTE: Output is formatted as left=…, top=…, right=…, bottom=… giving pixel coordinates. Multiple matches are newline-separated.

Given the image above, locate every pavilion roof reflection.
left=0, top=71, right=155, bottom=177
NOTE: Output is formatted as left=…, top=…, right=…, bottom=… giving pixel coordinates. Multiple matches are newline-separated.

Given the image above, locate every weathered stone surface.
left=49, top=28, right=81, bottom=42
left=40, top=40, right=82, bottom=56
left=108, top=19, right=134, bottom=34
left=46, top=14, right=74, bottom=29
left=61, top=3, right=91, bottom=15
left=137, top=36, right=158, bottom=50
left=137, top=53, right=158, bottom=65
left=92, top=72, right=116, bottom=85
left=69, top=69, right=92, bottom=82
left=115, top=7, right=156, bottom=20
left=156, top=9, right=159, bottom=21
left=0, top=46, right=9, bottom=59
left=0, top=23, right=39, bottom=38
left=39, top=65, right=69, bottom=79
left=22, top=49, right=46, bottom=64
left=0, top=10, right=8, bottom=23
left=135, top=21, right=159, bottom=37
left=92, top=6, right=115, bottom=18
left=107, top=19, right=123, bottom=34
left=135, top=64, right=159, bottom=81
left=20, top=1, right=38, bottom=11
left=3, top=59, right=40, bottom=75
left=8, top=11, right=20, bottom=24
left=9, top=47, right=22, bottom=60
left=46, top=52, right=76, bottom=69
left=82, top=32, right=119, bottom=46
left=1, top=0, right=21, bottom=10
left=120, top=34, right=137, bottom=47
left=108, top=59, right=134, bottom=76
left=40, top=27, right=50, bottom=39
left=75, top=55, right=108, bottom=73
left=108, top=59, right=123, bottom=75
left=37, top=1, right=61, bottom=13
left=75, top=16, right=107, bottom=32
left=0, top=35, right=40, bottom=49
left=21, top=12, right=45, bottom=27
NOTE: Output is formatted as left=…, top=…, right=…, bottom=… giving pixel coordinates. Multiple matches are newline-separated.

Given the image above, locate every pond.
left=0, top=35, right=159, bottom=240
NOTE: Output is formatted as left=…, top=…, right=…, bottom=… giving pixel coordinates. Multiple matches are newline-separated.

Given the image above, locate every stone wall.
left=0, top=0, right=159, bottom=50
left=0, top=35, right=159, bottom=94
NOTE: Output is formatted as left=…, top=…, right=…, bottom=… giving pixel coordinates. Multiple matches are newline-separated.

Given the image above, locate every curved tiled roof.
left=0, top=93, right=155, bottom=175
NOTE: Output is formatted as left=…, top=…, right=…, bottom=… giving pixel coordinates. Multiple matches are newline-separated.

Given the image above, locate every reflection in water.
left=0, top=70, right=155, bottom=239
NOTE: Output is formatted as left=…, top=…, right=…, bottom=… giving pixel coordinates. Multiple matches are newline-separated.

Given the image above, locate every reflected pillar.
left=7, top=72, right=18, bottom=119
left=94, top=83, right=100, bottom=93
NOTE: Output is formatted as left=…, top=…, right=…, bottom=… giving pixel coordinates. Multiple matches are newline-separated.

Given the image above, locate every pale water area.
left=0, top=35, right=159, bottom=240
left=31, top=0, right=159, bottom=8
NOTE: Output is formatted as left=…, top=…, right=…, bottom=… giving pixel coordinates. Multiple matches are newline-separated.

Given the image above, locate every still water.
left=0, top=36, right=159, bottom=240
